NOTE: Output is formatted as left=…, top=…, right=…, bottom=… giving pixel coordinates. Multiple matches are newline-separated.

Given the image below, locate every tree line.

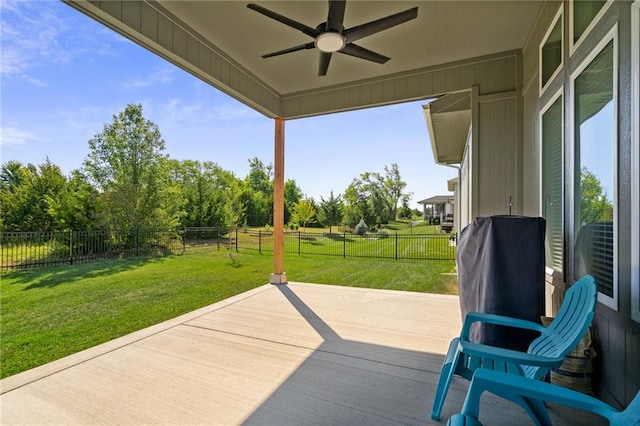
left=1, top=104, right=414, bottom=234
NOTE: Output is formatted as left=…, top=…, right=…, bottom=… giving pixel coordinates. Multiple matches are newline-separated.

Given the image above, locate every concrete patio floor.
left=0, top=282, right=605, bottom=425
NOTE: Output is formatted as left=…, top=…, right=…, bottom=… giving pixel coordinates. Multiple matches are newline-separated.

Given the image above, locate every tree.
left=342, top=163, right=410, bottom=226
left=218, top=168, right=246, bottom=231
left=382, top=163, right=408, bottom=220
left=397, top=195, right=413, bottom=219
left=246, top=157, right=273, bottom=194
left=47, top=170, right=98, bottom=230
left=243, top=157, right=273, bottom=226
left=284, top=179, right=303, bottom=225
left=0, top=160, right=27, bottom=191
left=317, top=190, right=343, bottom=233
left=83, top=104, right=184, bottom=234
left=579, top=167, right=613, bottom=225
left=174, top=160, right=230, bottom=228
left=292, top=199, right=316, bottom=230
left=0, top=159, right=67, bottom=231
left=342, top=180, right=373, bottom=227
left=0, top=161, right=29, bottom=231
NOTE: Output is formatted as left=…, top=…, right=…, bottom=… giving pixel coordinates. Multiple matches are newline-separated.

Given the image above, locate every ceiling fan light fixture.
left=315, top=32, right=346, bottom=53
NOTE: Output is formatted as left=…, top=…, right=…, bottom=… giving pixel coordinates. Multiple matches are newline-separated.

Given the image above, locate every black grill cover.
left=457, top=216, right=546, bottom=351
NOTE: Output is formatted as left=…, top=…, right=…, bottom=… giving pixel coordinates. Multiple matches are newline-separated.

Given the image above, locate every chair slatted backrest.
left=521, top=275, right=597, bottom=379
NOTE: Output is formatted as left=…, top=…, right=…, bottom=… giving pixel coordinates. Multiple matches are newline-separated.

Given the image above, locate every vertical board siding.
left=627, top=332, right=640, bottom=404
left=122, top=1, right=140, bottom=31
left=522, top=84, right=539, bottom=215
left=157, top=13, right=173, bottom=52
left=140, top=3, right=158, bottom=45
left=476, top=96, right=517, bottom=217
left=282, top=52, right=520, bottom=118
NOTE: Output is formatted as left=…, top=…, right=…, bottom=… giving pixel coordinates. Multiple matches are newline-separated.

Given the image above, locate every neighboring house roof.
left=418, top=195, right=454, bottom=205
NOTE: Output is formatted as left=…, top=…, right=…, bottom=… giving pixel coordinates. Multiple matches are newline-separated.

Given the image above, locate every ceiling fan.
left=247, top=1, right=418, bottom=77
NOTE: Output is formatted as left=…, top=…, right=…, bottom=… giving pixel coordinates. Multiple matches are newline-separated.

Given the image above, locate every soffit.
left=66, top=0, right=543, bottom=118
left=159, top=0, right=541, bottom=95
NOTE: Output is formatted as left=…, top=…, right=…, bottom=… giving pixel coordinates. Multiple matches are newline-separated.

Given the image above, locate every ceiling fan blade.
left=318, top=52, right=332, bottom=76
left=326, top=0, right=346, bottom=32
left=262, top=42, right=316, bottom=58
left=340, top=43, right=390, bottom=64
left=343, top=7, right=418, bottom=43
left=247, top=3, right=319, bottom=38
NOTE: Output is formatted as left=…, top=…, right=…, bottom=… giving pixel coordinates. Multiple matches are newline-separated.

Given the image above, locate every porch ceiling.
left=64, top=0, right=543, bottom=119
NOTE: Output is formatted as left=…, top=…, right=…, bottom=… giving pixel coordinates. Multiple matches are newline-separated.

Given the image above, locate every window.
left=570, top=0, right=613, bottom=55
left=632, top=0, right=640, bottom=323
left=571, top=24, right=617, bottom=309
left=540, top=6, right=563, bottom=94
left=540, top=89, right=564, bottom=273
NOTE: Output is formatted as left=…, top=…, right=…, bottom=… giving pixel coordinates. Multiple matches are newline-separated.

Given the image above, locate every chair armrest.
left=459, top=340, right=563, bottom=367
left=467, top=369, right=618, bottom=419
left=460, top=312, right=546, bottom=340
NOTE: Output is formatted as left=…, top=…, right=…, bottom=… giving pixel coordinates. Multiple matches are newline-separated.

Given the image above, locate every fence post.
left=135, top=227, right=140, bottom=257
left=235, top=228, right=238, bottom=252
left=69, top=230, right=73, bottom=265
left=395, top=233, right=398, bottom=261
left=182, top=226, right=186, bottom=254
left=259, top=230, right=262, bottom=254
left=343, top=232, right=346, bottom=258
left=298, top=231, right=301, bottom=255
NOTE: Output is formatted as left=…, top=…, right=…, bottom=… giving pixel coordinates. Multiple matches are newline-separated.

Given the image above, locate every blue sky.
left=0, top=1, right=455, bottom=208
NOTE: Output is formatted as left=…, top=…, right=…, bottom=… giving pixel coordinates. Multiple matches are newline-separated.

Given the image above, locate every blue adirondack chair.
left=447, top=369, right=640, bottom=426
left=431, top=274, right=597, bottom=423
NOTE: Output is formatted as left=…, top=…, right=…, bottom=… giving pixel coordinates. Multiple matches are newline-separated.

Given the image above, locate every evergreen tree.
left=317, top=190, right=343, bottom=233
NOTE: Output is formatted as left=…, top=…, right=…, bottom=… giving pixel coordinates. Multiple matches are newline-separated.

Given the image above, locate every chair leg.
left=508, top=395, right=551, bottom=426
left=446, top=414, right=483, bottom=426
left=431, top=338, right=461, bottom=420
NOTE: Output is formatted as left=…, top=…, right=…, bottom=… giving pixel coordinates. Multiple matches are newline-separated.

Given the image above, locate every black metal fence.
left=1, top=229, right=184, bottom=270
left=232, top=229, right=457, bottom=261
left=1, top=227, right=457, bottom=271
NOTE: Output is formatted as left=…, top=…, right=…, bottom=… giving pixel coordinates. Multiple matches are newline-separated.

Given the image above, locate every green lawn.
left=0, top=249, right=456, bottom=379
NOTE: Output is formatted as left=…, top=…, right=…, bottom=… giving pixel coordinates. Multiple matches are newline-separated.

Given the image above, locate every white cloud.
left=121, top=67, right=176, bottom=89
left=0, top=127, right=38, bottom=146
left=160, top=99, right=204, bottom=123
left=211, top=105, right=252, bottom=121
left=0, top=1, right=115, bottom=84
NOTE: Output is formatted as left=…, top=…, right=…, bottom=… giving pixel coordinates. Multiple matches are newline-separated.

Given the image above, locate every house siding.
left=281, top=52, right=521, bottom=119
left=521, top=0, right=640, bottom=409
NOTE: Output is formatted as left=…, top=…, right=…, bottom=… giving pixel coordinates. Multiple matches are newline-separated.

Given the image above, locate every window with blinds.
left=571, top=25, right=617, bottom=308
left=541, top=92, right=563, bottom=273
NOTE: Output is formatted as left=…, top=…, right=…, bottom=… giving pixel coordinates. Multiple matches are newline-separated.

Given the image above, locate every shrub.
left=355, top=218, right=368, bottom=236
left=377, top=229, right=389, bottom=239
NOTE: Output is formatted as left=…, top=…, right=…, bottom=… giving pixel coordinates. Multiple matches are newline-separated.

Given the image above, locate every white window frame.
left=569, top=23, right=618, bottom=309
left=631, top=0, right=640, bottom=323
left=569, top=0, right=614, bottom=56
left=540, top=5, right=564, bottom=96
left=539, top=87, right=564, bottom=273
